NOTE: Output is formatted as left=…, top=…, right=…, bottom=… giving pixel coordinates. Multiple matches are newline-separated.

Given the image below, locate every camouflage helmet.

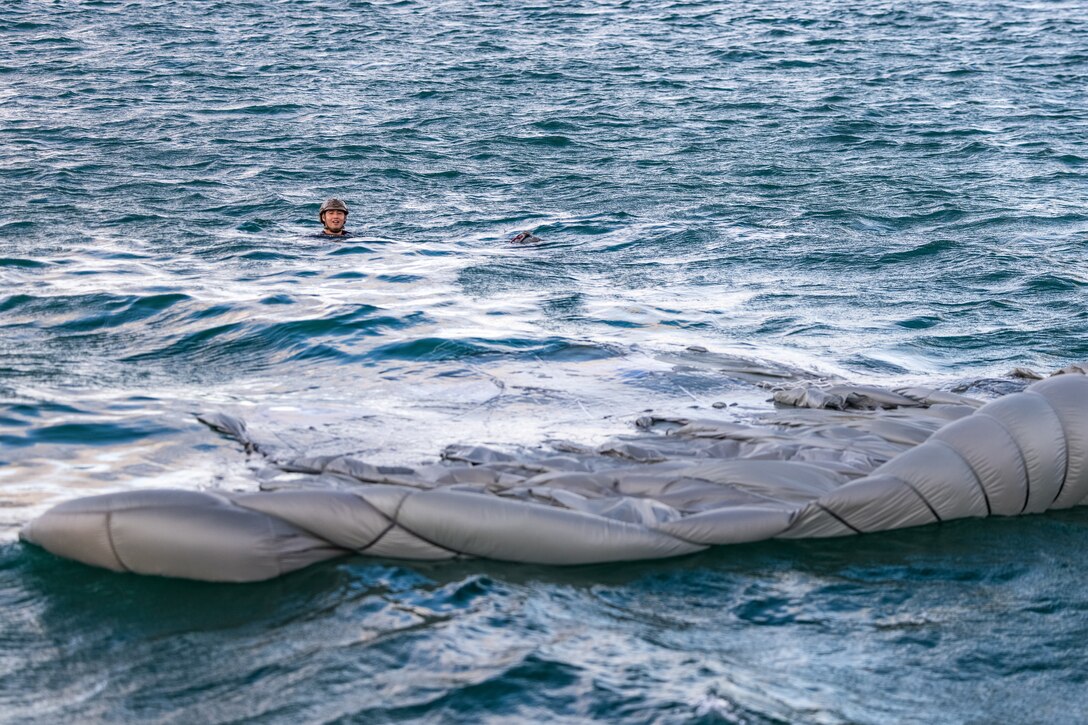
left=319, top=198, right=349, bottom=219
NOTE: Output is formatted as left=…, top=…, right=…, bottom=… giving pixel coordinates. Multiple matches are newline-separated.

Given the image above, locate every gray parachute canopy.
left=20, top=373, right=1088, bottom=582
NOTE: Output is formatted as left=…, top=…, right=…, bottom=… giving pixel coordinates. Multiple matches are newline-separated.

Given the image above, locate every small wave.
left=949, top=212, right=1088, bottom=231
left=896, top=315, right=942, bottom=330
left=193, top=103, right=304, bottom=116
left=118, top=306, right=410, bottom=371
left=878, top=238, right=959, bottom=263
left=951, top=140, right=997, bottom=156
left=0, top=293, right=182, bottom=326
left=51, top=293, right=190, bottom=332
left=233, top=251, right=300, bottom=261
left=328, top=245, right=376, bottom=256
left=1022, top=273, right=1085, bottom=293
left=514, top=135, right=574, bottom=148
left=1, top=420, right=163, bottom=448
left=0, top=257, right=47, bottom=268
left=368, top=336, right=615, bottom=363
left=531, top=120, right=577, bottom=133
left=375, top=274, right=424, bottom=283
left=708, top=49, right=767, bottom=61
left=809, top=134, right=865, bottom=144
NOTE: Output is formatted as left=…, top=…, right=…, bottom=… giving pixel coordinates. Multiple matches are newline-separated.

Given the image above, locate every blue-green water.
left=2, top=1, right=1087, bottom=722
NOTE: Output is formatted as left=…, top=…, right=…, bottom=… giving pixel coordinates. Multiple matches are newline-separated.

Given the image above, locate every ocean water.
left=2, top=1, right=1088, bottom=722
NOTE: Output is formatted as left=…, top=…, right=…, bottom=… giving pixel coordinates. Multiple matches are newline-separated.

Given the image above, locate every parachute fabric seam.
left=352, top=492, right=406, bottom=554
left=814, top=503, right=863, bottom=533
left=1026, top=390, right=1071, bottom=507
left=977, top=411, right=1033, bottom=514
left=900, top=479, right=942, bottom=523
left=930, top=438, right=992, bottom=516
left=644, top=524, right=711, bottom=548
left=386, top=491, right=464, bottom=557
left=104, top=511, right=131, bottom=573
left=265, top=514, right=282, bottom=579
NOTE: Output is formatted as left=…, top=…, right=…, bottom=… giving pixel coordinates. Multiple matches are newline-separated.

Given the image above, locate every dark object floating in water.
left=19, top=373, right=1088, bottom=583
left=509, top=231, right=542, bottom=244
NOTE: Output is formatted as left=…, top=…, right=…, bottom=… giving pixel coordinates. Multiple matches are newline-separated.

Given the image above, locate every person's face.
left=323, top=210, right=346, bottom=232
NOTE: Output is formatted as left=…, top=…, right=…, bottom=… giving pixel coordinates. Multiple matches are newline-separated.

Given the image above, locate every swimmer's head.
left=319, top=198, right=349, bottom=234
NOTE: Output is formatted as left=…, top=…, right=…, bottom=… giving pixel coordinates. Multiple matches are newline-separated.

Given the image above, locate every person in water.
left=317, top=197, right=352, bottom=238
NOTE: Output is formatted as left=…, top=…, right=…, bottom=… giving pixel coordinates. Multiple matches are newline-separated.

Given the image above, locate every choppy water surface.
left=2, top=1, right=1087, bottom=722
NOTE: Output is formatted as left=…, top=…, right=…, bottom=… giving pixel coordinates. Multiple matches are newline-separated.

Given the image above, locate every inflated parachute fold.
left=20, top=374, right=1088, bottom=582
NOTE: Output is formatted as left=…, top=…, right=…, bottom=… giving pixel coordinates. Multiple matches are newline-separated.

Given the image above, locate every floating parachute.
left=19, top=373, right=1088, bottom=582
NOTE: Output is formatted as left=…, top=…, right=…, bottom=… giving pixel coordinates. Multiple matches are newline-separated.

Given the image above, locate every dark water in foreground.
left=2, top=0, right=1088, bottom=722
left=5, top=515, right=1088, bottom=723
